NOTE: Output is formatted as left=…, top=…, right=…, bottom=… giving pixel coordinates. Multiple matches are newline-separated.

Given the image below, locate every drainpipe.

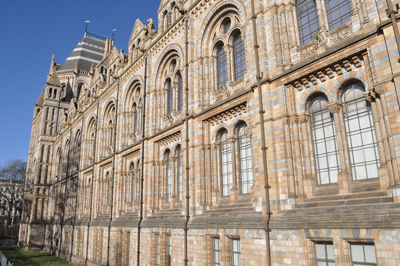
left=107, top=76, right=120, bottom=266
left=183, top=13, right=190, bottom=266
left=85, top=102, right=99, bottom=265
left=249, top=0, right=272, bottom=265
left=137, top=52, right=148, bottom=266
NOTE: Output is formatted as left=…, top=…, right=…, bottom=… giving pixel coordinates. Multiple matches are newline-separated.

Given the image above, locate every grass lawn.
left=0, top=245, right=75, bottom=266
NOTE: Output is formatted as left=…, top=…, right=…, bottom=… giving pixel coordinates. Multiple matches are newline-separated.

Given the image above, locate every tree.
left=0, top=159, right=26, bottom=227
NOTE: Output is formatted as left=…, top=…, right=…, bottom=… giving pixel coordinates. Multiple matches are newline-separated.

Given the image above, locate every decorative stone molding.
left=285, top=51, right=365, bottom=91
left=204, top=102, right=247, bottom=126
left=328, top=102, right=342, bottom=113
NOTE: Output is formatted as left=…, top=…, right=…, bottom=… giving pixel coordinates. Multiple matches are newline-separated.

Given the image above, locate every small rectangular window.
left=350, top=243, right=377, bottom=266
left=232, top=238, right=241, bottom=266
left=155, top=234, right=160, bottom=266
left=167, top=235, right=172, bottom=266
left=315, top=242, right=335, bottom=266
left=212, top=237, right=221, bottom=266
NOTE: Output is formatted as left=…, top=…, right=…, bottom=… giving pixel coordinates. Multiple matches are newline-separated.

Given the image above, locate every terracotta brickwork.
left=19, top=0, right=400, bottom=265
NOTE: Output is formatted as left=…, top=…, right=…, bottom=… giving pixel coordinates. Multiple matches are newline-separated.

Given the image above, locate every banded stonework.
left=20, top=0, right=400, bottom=265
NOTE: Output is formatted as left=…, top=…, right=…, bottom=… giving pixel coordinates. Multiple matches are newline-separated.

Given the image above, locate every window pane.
left=364, top=245, right=377, bottom=263
left=296, top=0, right=320, bottom=45
left=310, top=95, right=339, bottom=184
left=233, top=32, right=246, bottom=80
left=315, top=244, right=326, bottom=259
left=343, top=83, right=379, bottom=181
left=351, top=245, right=364, bottom=262
left=326, top=0, right=352, bottom=30
left=217, top=44, right=228, bottom=86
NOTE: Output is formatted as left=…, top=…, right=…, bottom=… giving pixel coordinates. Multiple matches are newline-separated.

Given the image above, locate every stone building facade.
left=19, top=0, right=400, bottom=265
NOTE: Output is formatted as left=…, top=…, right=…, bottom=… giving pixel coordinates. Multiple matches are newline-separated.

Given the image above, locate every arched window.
left=57, top=149, right=62, bottom=179
left=108, top=120, right=114, bottom=147
left=342, top=82, right=379, bottom=180
left=325, top=0, right=352, bottom=30
left=167, top=79, right=173, bottom=115
left=216, top=43, right=228, bottom=86
left=221, top=17, right=231, bottom=34
left=76, top=83, right=84, bottom=99
left=296, top=0, right=320, bottom=45
left=237, top=123, right=253, bottom=193
left=165, top=150, right=173, bottom=202
left=133, top=103, right=138, bottom=134
left=75, top=132, right=82, bottom=171
left=177, top=73, right=183, bottom=112
left=233, top=32, right=246, bottom=80
left=219, top=129, right=232, bottom=196
left=130, top=162, right=136, bottom=202
left=106, top=172, right=112, bottom=204
left=176, top=146, right=183, bottom=201
left=309, top=94, right=339, bottom=184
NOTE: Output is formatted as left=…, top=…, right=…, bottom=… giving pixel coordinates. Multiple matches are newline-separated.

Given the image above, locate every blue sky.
left=0, top=0, right=160, bottom=165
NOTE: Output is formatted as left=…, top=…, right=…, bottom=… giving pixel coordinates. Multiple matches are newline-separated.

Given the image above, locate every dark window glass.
left=296, top=0, right=320, bottom=45
left=233, top=32, right=246, bottom=80
left=177, top=74, right=183, bottom=111
left=217, top=44, right=228, bottom=86
left=326, top=0, right=352, bottom=30
left=167, top=80, right=173, bottom=115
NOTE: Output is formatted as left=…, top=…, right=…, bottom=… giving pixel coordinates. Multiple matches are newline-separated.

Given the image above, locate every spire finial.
left=85, top=20, right=91, bottom=35
left=49, top=54, right=55, bottom=74
left=112, top=28, right=117, bottom=44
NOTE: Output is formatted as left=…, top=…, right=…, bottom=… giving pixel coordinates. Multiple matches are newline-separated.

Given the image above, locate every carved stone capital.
left=298, top=114, right=310, bottom=123
left=328, top=102, right=342, bottom=113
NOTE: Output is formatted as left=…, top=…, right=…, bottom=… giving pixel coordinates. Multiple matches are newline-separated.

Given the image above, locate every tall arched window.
left=342, top=82, right=379, bottom=180
left=133, top=103, right=138, bottom=134
left=57, top=149, right=62, bottom=179
left=237, top=123, right=253, bottom=193
left=309, top=94, right=339, bottom=184
left=216, top=43, right=228, bottom=86
left=108, top=120, right=114, bottom=147
left=165, top=150, right=173, bottom=202
left=219, top=129, right=232, bottom=196
left=325, top=0, right=352, bottom=30
left=75, top=132, right=82, bottom=171
left=106, top=172, right=112, bottom=204
left=167, top=79, right=173, bottom=115
left=233, top=32, right=246, bottom=80
left=296, top=0, right=320, bottom=45
left=177, top=73, right=183, bottom=112
left=130, top=162, right=136, bottom=202
left=176, top=146, right=183, bottom=201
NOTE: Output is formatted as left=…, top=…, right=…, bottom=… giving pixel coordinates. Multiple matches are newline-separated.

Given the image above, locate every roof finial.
left=112, top=28, right=117, bottom=44
left=49, top=54, right=55, bottom=74
left=85, top=20, right=91, bottom=36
